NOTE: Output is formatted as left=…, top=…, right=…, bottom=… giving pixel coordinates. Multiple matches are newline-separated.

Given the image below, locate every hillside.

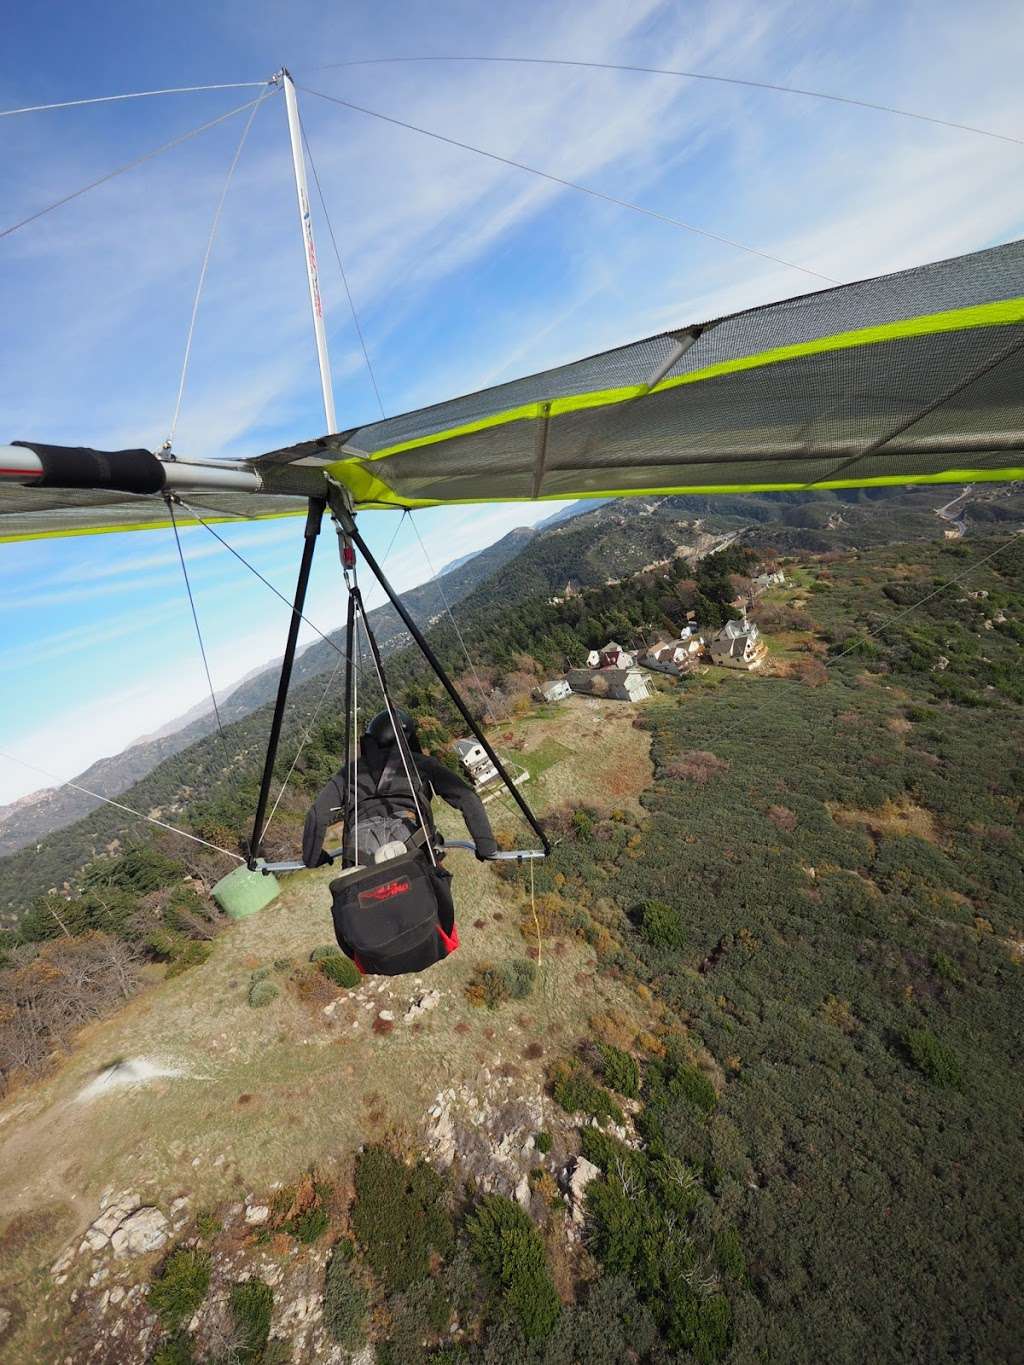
left=0, top=528, right=1021, bottom=1362
left=1, top=484, right=1022, bottom=914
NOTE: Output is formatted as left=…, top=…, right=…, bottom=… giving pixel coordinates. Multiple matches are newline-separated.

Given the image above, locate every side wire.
left=307, top=55, right=1024, bottom=149
left=0, top=95, right=265, bottom=241
left=165, top=86, right=275, bottom=450
left=1, top=80, right=270, bottom=119
left=300, top=85, right=838, bottom=285
left=167, top=498, right=231, bottom=767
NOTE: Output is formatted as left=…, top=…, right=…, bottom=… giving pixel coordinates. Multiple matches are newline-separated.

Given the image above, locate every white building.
left=710, top=618, right=767, bottom=670
left=536, top=679, right=572, bottom=702
left=567, top=667, right=653, bottom=701
left=452, top=738, right=499, bottom=787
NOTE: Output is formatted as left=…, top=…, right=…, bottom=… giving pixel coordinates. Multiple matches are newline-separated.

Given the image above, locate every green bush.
left=551, top=1063, right=624, bottom=1126
left=288, top=1203, right=329, bottom=1244
left=638, top=899, right=685, bottom=950
left=323, top=1245, right=369, bottom=1348
left=466, top=1194, right=560, bottom=1341
left=904, top=1028, right=962, bottom=1087
left=715, top=1226, right=746, bottom=1279
left=148, top=1248, right=211, bottom=1330
left=319, top=953, right=362, bottom=988
left=352, top=1145, right=454, bottom=1291
left=150, top=1332, right=195, bottom=1365
left=248, top=978, right=279, bottom=1008
left=165, top=940, right=212, bottom=979
left=503, top=957, right=537, bottom=1000
left=194, top=1209, right=220, bottom=1240
left=534, top=1130, right=552, bottom=1155
left=310, top=943, right=342, bottom=962
left=229, top=1278, right=273, bottom=1362
left=598, top=1043, right=640, bottom=1098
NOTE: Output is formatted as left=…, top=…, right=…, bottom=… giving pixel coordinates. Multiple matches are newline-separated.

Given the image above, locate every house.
left=596, top=640, right=636, bottom=669
left=452, top=738, right=499, bottom=788
left=709, top=618, right=767, bottom=670
left=754, top=568, right=786, bottom=590
left=567, top=667, right=653, bottom=701
left=535, top=679, right=572, bottom=703
left=641, top=638, right=691, bottom=676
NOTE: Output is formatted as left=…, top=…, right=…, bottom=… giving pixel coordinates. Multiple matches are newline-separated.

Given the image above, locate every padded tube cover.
left=13, top=442, right=165, bottom=494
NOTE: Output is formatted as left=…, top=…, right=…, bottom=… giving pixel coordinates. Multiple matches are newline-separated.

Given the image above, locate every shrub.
left=715, top=1226, right=746, bottom=1279
left=467, top=958, right=536, bottom=1009
left=248, top=978, right=279, bottom=1008
left=598, top=1044, right=640, bottom=1099
left=273, top=1173, right=332, bottom=1243
left=466, top=1194, right=560, bottom=1341
left=289, top=1203, right=329, bottom=1244
left=903, top=1028, right=961, bottom=1087
left=534, top=1130, right=552, bottom=1155
left=165, top=940, right=212, bottom=979
left=550, top=1062, right=624, bottom=1126
left=323, top=1244, right=368, bottom=1348
left=229, top=1278, right=273, bottom=1362
left=319, top=953, right=362, bottom=988
left=352, top=1145, right=454, bottom=1291
left=148, top=1248, right=211, bottom=1329
left=310, top=943, right=342, bottom=962
left=150, top=1332, right=195, bottom=1365
left=638, top=900, right=685, bottom=950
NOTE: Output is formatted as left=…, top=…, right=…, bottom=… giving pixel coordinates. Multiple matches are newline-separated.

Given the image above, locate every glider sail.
left=3, top=238, right=1023, bottom=543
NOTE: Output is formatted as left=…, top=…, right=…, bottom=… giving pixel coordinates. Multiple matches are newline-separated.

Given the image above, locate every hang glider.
left=3, top=238, right=1023, bottom=543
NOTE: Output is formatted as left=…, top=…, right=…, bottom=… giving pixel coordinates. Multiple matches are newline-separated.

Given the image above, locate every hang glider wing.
left=259, top=238, right=1024, bottom=507
left=3, top=239, right=1023, bottom=543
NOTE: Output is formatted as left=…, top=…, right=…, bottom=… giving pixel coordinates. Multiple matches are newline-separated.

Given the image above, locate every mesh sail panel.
left=257, top=238, right=1024, bottom=508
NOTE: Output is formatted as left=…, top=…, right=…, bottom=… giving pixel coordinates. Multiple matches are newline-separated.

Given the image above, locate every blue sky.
left=2, top=0, right=1023, bottom=804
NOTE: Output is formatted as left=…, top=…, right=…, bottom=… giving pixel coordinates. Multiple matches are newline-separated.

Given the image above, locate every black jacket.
left=302, top=736, right=498, bottom=867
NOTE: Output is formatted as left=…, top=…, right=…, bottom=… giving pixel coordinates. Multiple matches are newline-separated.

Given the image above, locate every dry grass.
left=827, top=797, right=939, bottom=843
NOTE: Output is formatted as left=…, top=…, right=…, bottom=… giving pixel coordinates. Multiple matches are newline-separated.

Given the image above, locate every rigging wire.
left=0, top=80, right=271, bottom=119
left=0, top=95, right=265, bottom=242
left=300, top=86, right=838, bottom=285
left=167, top=498, right=231, bottom=767
left=308, top=56, right=1024, bottom=149
left=298, top=112, right=387, bottom=420
left=170, top=496, right=376, bottom=686
left=0, top=748, right=244, bottom=863
left=165, top=87, right=274, bottom=450
left=258, top=510, right=409, bottom=842
left=355, top=591, right=438, bottom=866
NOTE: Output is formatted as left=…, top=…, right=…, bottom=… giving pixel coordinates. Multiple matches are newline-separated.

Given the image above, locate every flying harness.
left=325, top=536, right=459, bottom=975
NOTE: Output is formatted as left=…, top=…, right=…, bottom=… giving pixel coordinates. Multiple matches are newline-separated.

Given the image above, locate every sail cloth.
left=3, top=239, right=1023, bottom=542
left=259, top=238, right=1024, bottom=508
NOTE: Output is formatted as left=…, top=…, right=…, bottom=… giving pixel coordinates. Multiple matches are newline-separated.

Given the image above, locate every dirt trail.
left=0, top=700, right=653, bottom=1297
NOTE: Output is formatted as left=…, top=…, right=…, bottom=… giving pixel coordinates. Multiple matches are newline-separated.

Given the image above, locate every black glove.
left=475, top=844, right=498, bottom=862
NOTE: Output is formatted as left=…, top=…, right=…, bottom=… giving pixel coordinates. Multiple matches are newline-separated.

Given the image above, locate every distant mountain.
left=0, top=526, right=536, bottom=857
left=534, top=498, right=609, bottom=530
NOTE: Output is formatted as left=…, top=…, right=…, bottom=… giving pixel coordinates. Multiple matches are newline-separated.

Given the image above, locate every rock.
left=110, top=1207, right=171, bottom=1257
left=88, top=1266, right=108, bottom=1288
left=0, top=1308, right=11, bottom=1335
left=378, top=1010, right=395, bottom=1022
left=323, top=1002, right=337, bottom=1017
left=50, top=1247, right=75, bottom=1277
left=404, top=989, right=441, bottom=1022
left=514, top=1175, right=532, bottom=1209
left=109, top=1287, right=125, bottom=1306
left=169, top=1196, right=189, bottom=1218
left=565, top=1157, right=601, bottom=1225
left=245, top=1205, right=271, bottom=1226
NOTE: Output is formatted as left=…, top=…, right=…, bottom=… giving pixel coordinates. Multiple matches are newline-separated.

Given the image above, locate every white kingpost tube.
left=281, top=69, right=337, bottom=433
